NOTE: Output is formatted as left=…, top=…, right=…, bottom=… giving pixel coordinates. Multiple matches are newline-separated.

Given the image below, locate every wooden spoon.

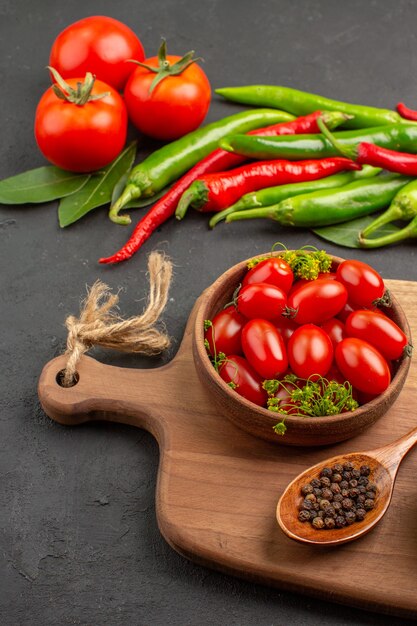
left=277, top=426, right=417, bottom=546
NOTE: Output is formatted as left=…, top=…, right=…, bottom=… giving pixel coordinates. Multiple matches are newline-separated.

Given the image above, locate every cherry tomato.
left=274, top=379, right=306, bottom=415
left=241, top=319, right=288, bottom=379
left=218, top=355, right=267, bottom=406
left=124, top=50, right=211, bottom=141
left=290, top=272, right=337, bottom=293
left=345, top=309, right=409, bottom=361
left=204, top=305, right=246, bottom=357
left=335, top=338, right=391, bottom=394
left=273, top=316, right=298, bottom=345
left=49, top=16, right=145, bottom=91
left=336, top=260, right=385, bottom=308
left=287, top=278, right=347, bottom=325
left=320, top=318, right=346, bottom=349
left=237, top=283, right=287, bottom=321
left=287, top=324, right=333, bottom=379
left=34, top=78, right=127, bottom=172
left=242, top=257, right=294, bottom=292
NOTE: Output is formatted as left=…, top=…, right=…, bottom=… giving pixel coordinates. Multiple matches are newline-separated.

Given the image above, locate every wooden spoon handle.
left=38, top=353, right=176, bottom=438
left=369, top=426, right=417, bottom=477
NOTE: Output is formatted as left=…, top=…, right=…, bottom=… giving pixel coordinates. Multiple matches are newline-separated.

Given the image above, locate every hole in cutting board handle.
left=55, top=369, right=79, bottom=388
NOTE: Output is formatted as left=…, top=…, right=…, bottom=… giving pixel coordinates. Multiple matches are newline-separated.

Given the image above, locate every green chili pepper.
left=360, top=179, right=417, bottom=239
left=215, top=85, right=402, bottom=129
left=209, top=165, right=380, bottom=228
left=225, top=174, right=412, bottom=228
left=220, top=123, right=417, bottom=162
left=109, top=108, right=294, bottom=224
left=359, top=214, right=417, bottom=247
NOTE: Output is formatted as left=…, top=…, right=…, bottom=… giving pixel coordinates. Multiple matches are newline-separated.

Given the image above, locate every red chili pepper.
left=396, top=102, right=417, bottom=121
left=175, top=157, right=361, bottom=217
left=317, top=116, right=417, bottom=176
left=99, top=111, right=349, bottom=264
left=355, top=142, right=417, bottom=175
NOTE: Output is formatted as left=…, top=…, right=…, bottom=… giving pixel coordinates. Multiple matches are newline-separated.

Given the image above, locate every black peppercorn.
left=324, top=517, right=336, bottom=529
left=298, top=510, right=311, bottom=522
left=301, top=498, right=315, bottom=511
left=321, top=488, right=333, bottom=501
left=364, top=499, right=375, bottom=510
left=345, top=511, right=357, bottom=525
left=342, top=498, right=353, bottom=510
left=335, top=515, right=347, bottom=528
left=320, top=467, right=333, bottom=478
left=323, top=505, right=336, bottom=518
left=312, top=516, right=325, bottom=529
left=356, top=508, right=366, bottom=521
left=298, top=462, right=377, bottom=532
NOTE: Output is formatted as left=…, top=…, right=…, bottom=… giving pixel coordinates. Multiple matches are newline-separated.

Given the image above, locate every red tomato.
left=273, top=316, right=298, bottom=345
left=321, top=318, right=346, bottom=349
left=335, top=338, right=391, bottom=394
left=242, top=257, right=294, bottom=292
left=204, top=306, right=246, bottom=356
left=336, top=260, right=385, bottom=307
left=345, top=309, right=409, bottom=360
left=287, top=324, right=333, bottom=379
left=218, top=355, right=267, bottom=406
left=290, top=272, right=337, bottom=293
left=287, top=278, right=347, bottom=325
left=49, top=16, right=145, bottom=91
left=241, top=319, right=288, bottom=379
left=124, top=51, right=211, bottom=141
left=274, top=379, right=306, bottom=415
left=34, top=78, right=127, bottom=172
left=237, top=283, right=287, bottom=321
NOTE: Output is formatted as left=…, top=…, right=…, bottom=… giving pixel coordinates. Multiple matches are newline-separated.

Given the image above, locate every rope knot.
left=61, top=251, right=172, bottom=387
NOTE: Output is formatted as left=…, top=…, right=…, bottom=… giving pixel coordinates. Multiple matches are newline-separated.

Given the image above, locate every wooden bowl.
left=192, top=254, right=412, bottom=447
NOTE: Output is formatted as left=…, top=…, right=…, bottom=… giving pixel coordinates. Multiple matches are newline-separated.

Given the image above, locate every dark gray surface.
left=1, top=1, right=417, bottom=624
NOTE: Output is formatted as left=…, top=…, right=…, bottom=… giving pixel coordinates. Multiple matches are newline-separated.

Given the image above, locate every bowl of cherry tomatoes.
left=192, top=248, right=412, bottom=446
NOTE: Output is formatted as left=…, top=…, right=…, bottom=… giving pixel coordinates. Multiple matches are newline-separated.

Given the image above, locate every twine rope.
left=62, top=251, right=172, bottom=387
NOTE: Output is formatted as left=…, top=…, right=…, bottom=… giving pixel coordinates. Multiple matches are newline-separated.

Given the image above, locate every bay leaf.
left=0, top=166, right=90, bottom=204
left=313, top=214, right=401, bottom=248
left=58, top=142, right=137, bottom=227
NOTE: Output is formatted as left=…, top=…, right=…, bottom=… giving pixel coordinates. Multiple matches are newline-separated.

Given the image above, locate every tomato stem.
left=48, top=67, right=110, bottom=105
left=128, top=39, right=203, bottom=94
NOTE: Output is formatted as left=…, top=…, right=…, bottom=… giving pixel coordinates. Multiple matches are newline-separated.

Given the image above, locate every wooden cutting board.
left=38, top=278, right=417, bottom=619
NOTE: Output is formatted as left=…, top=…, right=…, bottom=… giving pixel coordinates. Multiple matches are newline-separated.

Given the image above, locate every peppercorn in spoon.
left=277, top=425, right=417, bottom=545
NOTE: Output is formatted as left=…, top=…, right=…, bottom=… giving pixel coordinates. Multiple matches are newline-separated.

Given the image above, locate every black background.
left=1, top=1, right=417, bottom=624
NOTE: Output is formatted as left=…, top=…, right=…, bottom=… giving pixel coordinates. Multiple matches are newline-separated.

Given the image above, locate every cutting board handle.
left=37, top=353, right=179, bottom=440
